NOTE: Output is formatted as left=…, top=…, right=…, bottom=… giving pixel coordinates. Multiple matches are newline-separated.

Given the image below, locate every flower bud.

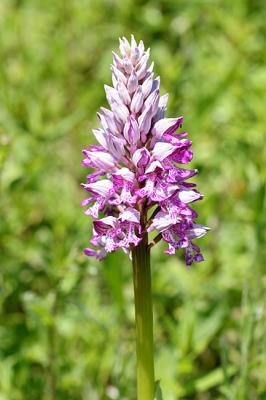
left=123, top=116, right=140, bottom=144
left=117, top=80, right=131, bottom=105
left=131, top=86, right=144, bottom=113
left=123, top=58, right=133, bottom=74
left=127, top=70, right=138, bottom=94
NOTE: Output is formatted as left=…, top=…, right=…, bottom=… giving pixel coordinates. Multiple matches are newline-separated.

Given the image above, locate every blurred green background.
left=0, top=0, right=266, bottom=399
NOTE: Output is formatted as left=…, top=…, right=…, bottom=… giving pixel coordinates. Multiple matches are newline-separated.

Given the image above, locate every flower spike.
left=82, top=35, right=208, bottom=265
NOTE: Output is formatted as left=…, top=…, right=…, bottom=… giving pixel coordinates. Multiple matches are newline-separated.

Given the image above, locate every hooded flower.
left=82, top=35, right=209, bottom=265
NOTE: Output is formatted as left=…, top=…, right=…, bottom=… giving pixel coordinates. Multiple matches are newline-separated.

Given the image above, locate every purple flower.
left=82, top=35, right=209, bottom=265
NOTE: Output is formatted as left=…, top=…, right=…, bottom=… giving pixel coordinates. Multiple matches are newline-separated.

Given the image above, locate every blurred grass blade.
left=154, top=380, right=163, bottom=400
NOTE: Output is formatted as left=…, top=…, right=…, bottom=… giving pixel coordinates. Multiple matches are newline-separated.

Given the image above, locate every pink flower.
left=82, top=35, right=209, bottom=265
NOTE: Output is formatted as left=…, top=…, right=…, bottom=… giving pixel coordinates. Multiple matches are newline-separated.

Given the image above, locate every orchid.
left=82, top=35, right=209, bottom=266
left=81, top=35, right=209, bottom=400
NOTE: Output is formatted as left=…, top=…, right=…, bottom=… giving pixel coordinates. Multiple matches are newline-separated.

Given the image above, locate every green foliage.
left=155, top=381, right=163, bottom=400
left=0, top=0, right=266, bottom=399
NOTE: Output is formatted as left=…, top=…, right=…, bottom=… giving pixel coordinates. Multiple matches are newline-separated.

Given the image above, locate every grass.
left=0, top=0, right=266, bottom=398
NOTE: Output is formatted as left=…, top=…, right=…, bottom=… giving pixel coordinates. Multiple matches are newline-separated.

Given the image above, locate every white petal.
left=120, top=207, right=140, bottom=223
left=84, top=180, right=113, bottom=197
left=178, top=190, right=202, bottom=203
left=152, top=142, right=177, bottom=161
left=186, top=224, right=210, bottom=239
left=113, top=167, right=135, bottom=182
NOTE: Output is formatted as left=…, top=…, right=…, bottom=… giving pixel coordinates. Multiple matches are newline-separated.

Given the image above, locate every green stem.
left=132, top=233, right=155, bottom=400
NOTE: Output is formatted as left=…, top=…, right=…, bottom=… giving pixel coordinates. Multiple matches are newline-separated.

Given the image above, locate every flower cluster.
left=82, top=36, right=209, bottom=265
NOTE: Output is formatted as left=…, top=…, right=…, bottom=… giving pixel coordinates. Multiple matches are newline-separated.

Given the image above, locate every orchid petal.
left=152, top=117, right=183, bottom=140
left=83, top=180, right=113, bottom=197
left=132, top=148, right=150, bottom=168
left=178, top=190, right=202, bottom=204
left=120, top=207, right=140, bottom=223
left=123, top=116, right=140, bottom=144
left=152, top=142, right=177, bottom=161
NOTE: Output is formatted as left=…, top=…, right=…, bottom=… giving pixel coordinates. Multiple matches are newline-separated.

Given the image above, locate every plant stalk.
left=132, top=233, right=155, bottom=400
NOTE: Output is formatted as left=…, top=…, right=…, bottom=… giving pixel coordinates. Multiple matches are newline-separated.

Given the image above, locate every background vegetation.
left=0, top=0, right=265, bottom=399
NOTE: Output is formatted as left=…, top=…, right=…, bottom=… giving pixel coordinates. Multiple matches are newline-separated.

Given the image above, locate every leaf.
left=154, top=380, right=163, bottom=400
left=182, top=366, right=237, bottom=396
left=193, top=306, right=227, bottom=355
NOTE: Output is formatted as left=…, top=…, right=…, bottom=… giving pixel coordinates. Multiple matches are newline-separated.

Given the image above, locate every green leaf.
left=182, top=366, right=237, bottom=396
left=154, top=380, right=163, bottom=400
